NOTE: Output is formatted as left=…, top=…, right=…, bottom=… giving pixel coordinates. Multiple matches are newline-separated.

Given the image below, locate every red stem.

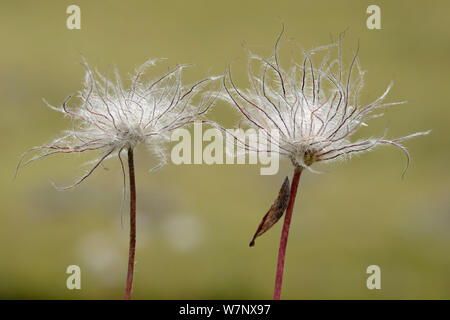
left=273, top=166, right=303, bottom=300
left=125, top=148, right=136, bottom=300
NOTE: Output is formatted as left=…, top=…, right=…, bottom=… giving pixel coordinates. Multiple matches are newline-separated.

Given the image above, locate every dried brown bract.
left=249, top=176, right=290, bottom=247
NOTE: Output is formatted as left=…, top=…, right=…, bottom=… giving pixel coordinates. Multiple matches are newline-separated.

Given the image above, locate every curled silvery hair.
left=17, top=58, right=221, bottom=188
left=217, top=31, right=430, bottom=175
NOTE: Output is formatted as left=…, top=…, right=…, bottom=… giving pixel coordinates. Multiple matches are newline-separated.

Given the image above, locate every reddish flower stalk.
left=273, top=166, right=303, bottom=300
left=125, top=148, right=136, bottom=300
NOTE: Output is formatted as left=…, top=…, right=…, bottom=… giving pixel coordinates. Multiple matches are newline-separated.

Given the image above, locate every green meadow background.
left=0, top=0, right=449, bottom=299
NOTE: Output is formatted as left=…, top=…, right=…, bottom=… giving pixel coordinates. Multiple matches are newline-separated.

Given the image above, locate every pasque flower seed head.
left=17, top=58, right=221, bottom=299
left=218, top=30, right=431, bottom=300
left=220, top=32, right=430, bottom=174
left=18, top=58, right=220, bottom=188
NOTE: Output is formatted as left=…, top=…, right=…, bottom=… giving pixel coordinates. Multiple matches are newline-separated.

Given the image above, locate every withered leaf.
left=249, top=176, right=290, bottom=247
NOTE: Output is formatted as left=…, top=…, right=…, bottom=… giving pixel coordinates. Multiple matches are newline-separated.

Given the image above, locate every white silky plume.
left=219, top=33, right=430, bottom=175
left=18, top=59, right=220, bottom=188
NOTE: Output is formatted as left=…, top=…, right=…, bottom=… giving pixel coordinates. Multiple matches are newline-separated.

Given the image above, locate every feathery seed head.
left=18, top=58, right=220, bottom=188
left=221, top=32, right=430, bottom=174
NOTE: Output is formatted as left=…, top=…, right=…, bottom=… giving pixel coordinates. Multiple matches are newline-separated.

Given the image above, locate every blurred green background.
left=1, top=0, right=449, bottom=299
